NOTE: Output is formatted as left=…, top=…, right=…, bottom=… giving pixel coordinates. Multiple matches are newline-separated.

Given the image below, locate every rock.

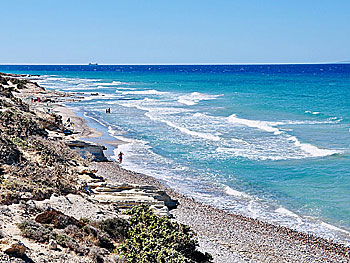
left=33, top=194, right=120, bottom=221
left=112, top=254, right=126, bottom=262
left=20, top=192, right=33, bottom=200
left=48, top=240, right=58, bottom=250
left=78, top=169, right=104, bottom=180
left=3, top=242, right=26, bottom=257
left=35, top=210, right=85, bottom=229
left=82, top=181, right=178, bottom=217
left=154, top=190, right=178, bottom=209
left=67, top=140, right=108, bottom=162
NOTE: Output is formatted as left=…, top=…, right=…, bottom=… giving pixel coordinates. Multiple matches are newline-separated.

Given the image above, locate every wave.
left=287, top=136, right=339, bottom=157
left=227, top=114, right=339, bottom=158
left=116, top=89, right=169, bottom=95
left=216, top=147, right=286, bottom=161
left=82, top=94, right=122, bottom=101
left=97, top=81, right=130, bottom=86
left=145, top=112, right=220, bottom=141
left=224, top=186, right=251, bottom=199
left=275, top=207, right=303, bottom=223
left=305, top=110, right=320, bottom=115
left=178, top=92, right=223, bottom=106
left=83, top=112, right=108, bottom=127
left=228, top=114, right=283, bottom=135
left=81, top=78, right=101, bottom=82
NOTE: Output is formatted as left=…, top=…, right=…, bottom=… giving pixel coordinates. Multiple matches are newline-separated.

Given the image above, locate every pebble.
left=92, top=161, right=350, bottom=263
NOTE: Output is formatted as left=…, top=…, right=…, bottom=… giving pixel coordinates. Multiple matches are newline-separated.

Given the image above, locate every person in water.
left=118, top=151, right=124, bottom=163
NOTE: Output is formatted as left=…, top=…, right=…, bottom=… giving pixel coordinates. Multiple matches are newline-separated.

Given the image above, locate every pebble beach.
left=90, top=162, right=350, bottom=262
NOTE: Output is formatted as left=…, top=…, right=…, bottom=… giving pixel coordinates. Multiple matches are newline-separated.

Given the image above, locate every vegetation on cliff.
left=0, top=73, right=84, bottom=205
left=0, top=73, right=212, bottom=262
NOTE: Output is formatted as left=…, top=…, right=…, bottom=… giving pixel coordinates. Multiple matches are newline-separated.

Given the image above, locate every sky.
left=0, top=0, right=349, bottom=64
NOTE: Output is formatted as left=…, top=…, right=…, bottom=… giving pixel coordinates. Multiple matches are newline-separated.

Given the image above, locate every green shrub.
left=97, top=217, right=130, bottom=242
left=17, top=219, right=55, bottom=242
left=120, top=205, right=212, bottom=263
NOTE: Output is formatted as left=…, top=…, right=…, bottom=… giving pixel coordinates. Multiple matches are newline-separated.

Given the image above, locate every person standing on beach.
left=118, top=151, right=124, bottom=163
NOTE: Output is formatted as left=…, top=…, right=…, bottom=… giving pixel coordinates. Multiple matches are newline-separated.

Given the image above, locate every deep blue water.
left=1, top=64, right=350, bottom=244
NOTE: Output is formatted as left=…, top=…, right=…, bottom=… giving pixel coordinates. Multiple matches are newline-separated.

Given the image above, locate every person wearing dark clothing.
left=118, top=151, right=124, bottom=163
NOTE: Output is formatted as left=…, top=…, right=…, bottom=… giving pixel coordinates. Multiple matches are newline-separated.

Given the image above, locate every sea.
left=1, top=64, right=350, bottom=245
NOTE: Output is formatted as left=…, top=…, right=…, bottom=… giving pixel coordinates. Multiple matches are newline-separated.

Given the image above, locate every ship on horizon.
left=88, top=63, right=98, bottom=66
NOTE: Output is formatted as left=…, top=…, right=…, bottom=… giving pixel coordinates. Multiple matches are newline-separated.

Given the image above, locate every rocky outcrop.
left=86, top=181, right=178, bottom=217
left=3, top=242, right=27, bottom=257
left=66, top=140, right=108, bottom=162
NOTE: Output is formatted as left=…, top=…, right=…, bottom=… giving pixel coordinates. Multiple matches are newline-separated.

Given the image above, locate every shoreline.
left=3, top=72, right=350, bottom=262
left=56, top=82, right=350, bottom=261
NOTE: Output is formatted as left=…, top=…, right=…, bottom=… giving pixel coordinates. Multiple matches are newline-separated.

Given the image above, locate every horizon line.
left=0, top=61, right=347, bottom=66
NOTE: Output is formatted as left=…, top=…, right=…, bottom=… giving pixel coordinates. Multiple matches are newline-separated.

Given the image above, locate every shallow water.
left=2, top=64, right=350, bottom=244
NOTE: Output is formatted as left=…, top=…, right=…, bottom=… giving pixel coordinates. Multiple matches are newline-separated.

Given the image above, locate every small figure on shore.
left=106, top=108, right=111, bottom=113
left=118, top=151, right=124, bottom=163
left=67, top=117, right=71, bottom=123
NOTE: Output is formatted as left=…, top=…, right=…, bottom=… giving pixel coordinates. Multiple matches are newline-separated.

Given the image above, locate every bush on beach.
left=120, top=205, right=213, bottom=263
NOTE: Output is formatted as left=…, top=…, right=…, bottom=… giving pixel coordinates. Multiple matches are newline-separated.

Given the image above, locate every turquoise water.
left=2, top=65, right=350, bottom=244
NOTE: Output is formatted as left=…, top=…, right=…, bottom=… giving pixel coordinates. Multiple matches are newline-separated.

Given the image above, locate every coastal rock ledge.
left=67, top=140, right=108, bottom=162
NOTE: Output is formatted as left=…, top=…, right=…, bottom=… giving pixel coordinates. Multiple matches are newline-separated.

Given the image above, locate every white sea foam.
left=116, top=89, right=169, bottom=95
left=216, top=147, right=285, bottom=161
left=227, top=114, right=339, bottom=159
left=178, top=92, right=223, bottom=106
left=320, top=222, right=350, bottom=235
left=97, top=81, right=130, bottom=86
left=287, top=136, right=339, bottom=157
left=305, top=110, right=321, bottom=115
left=224, top=186, right=250, bottom=199
left=82, top=78, right=101, bottom=82
left=275, top=207, right=303, bottom=223
left=82, top=94, right=122, bottom=101
left=277, top=119, right=338, bottom=125
left=228, top=114, right=283, bottom=135
left=231, top=138, right=248, bottom=144
left=145, top=113, right=221, bottom=141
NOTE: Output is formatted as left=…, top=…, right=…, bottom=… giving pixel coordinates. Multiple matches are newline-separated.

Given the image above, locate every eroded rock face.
left=35, top=210, right=85, bottom=229
left=33, top=194, right=120, bottom=221
left=67, top=140, right=108, bottom=162
left=89, top=182, right=178, bottom=217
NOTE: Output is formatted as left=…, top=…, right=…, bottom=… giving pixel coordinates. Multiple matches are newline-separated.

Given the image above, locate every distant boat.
left=88, top=63, right=98, bottom=66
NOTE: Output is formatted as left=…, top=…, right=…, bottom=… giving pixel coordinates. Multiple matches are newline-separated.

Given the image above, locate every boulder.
left=67, top=140, right=108, bottom=162
left=3, top=242, right=26, bottom=257
left=48, top=240, right=58, bottom=250
left=35, top=210, right=85, bottom=229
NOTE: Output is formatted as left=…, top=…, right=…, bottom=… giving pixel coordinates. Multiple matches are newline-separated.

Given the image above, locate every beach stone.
left=3, top=241, right=26, bottom=257
left=48, top=239, right=58, bottom=250
left=67, top=140, right=108, bottom=161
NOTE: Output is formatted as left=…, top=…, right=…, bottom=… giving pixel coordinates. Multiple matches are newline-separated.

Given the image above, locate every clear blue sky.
left=1, top=0, right=349, bottom=64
